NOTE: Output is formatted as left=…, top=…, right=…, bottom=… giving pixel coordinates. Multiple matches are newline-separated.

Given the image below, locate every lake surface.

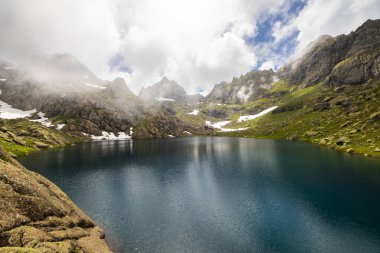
left=18, top=137, right=380, bottom=253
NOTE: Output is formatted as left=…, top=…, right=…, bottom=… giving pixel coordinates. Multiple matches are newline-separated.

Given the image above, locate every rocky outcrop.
left=286, top=35, right=350, bottom=86
left=206, top=70, right=276, bottom=104
left=0, top=119, right=77, bottom=157
left=286, top=19, right=380, bottom=87
left=327, top=48, right=380, bottom=85
left=133, top=110, right=214, bottom=138
left=0, top=146, right=112, bottom=252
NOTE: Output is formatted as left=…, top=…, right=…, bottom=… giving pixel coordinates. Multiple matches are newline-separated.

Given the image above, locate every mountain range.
left=0, top=54, right=211, bottom=141
left=0, top=19, right=379, bottom=157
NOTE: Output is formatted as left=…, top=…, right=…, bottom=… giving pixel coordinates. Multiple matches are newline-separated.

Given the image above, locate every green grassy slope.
left=0, top=119, right=81, bottom=157
left=220, top=80, right=380, bottom=158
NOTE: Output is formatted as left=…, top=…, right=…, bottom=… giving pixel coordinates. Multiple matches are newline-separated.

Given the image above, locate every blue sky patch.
left=109, top=54, right=132, bottom=74
left=245, top=0, right=308, bottom=69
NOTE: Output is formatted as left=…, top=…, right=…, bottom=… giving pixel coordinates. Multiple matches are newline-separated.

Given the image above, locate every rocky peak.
left=139, top=77, right=188, bottom=101
left=108, top=77, right=135, bottom=97
left=206, top=69, right=276, bottom=104
left=348, top=19, right=380, bottom=56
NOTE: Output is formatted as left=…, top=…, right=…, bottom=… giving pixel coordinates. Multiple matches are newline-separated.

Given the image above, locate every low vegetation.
left=221, top=79, right=380, bottom=158
left=0, top=119, right=80, bottom=157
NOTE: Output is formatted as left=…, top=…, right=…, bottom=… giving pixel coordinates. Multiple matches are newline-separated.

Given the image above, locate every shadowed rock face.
left=0, top=146, right=112, bottom=252
left=287, top=19, right=380, bottom=87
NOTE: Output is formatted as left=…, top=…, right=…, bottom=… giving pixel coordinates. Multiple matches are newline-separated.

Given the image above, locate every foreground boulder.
left=0, top=146, right=112, bottom=252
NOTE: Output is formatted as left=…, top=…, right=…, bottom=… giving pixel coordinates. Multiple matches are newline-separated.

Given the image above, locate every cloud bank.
left=0, top=0, right=379, bottom=94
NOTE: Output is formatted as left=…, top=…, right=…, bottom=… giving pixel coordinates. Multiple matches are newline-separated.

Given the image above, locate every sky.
left=0, top=0, right=379, bottom=94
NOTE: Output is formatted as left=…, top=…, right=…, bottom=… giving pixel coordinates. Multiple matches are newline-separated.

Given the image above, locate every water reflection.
left=18, top=137, right=380, bottom=253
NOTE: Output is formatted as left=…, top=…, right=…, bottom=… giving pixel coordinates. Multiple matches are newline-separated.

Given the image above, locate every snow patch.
left=183, top=131, right=192, bottom=135
left=187, top=109, right=199, bottom=115
left=168, top=134, right=175, bottom=138
left=91, top=131, right=131, bottom=140
left=30, top=112, right=53, bottom=127
left=219, top=127, right=249, bottom=132
left=85, top=83, right=106, bottom=89
left=0, top=99, right=36, bottom=119
left=237, top=106, right=278, bottom=123
left=155, top=97, right=175, bottom=102
left=205, top=120, right=249, bottom=132
left=206, top=120, right=231, bottom=128
left=56, top=124, right=65, bottom=130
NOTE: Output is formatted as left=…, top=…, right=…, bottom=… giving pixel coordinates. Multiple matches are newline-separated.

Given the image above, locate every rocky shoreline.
left=0, top=146, right=112, bottom=252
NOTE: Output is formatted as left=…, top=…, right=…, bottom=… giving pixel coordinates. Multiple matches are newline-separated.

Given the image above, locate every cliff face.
left=0, top=147, right=112, bottom=252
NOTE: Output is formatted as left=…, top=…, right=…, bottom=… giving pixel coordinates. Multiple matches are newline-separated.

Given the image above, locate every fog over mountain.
left=0, top=0, right=379, bottom=94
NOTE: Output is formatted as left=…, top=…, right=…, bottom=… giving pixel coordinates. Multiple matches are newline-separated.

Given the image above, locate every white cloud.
left=0, top=0, right=285, bottom=94
left=259, top=61, right=275, bottom=71
left=272, top=19, right=298, bottom=46
left=112, top=0, right=286, bottom=93
left=292, top=0, right=380, bottom=56
left=0, top=0, right=378, bottom=94
left=0, top=0, right=121, bottom=77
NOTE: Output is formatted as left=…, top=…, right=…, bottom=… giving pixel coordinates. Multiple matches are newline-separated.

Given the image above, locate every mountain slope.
left=206, top=69, right=277, bottom=104
left=0, top=119, right=79, bottom=157
left=222, top=80, right=380, bottom=157
left=139, top=77, right=187, bottom=101
left=23, top=53, right=105, bottom=90
left=0, top=55, right=210, bottom=138
left=204, top=19, right=380, bottom=157
left=139, top=77, right=204, bottom=103
left=286, top=19, right=380, bottom=87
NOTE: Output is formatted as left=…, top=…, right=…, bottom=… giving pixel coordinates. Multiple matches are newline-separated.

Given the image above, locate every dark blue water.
left=18, top=137, right=380, bottom=253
